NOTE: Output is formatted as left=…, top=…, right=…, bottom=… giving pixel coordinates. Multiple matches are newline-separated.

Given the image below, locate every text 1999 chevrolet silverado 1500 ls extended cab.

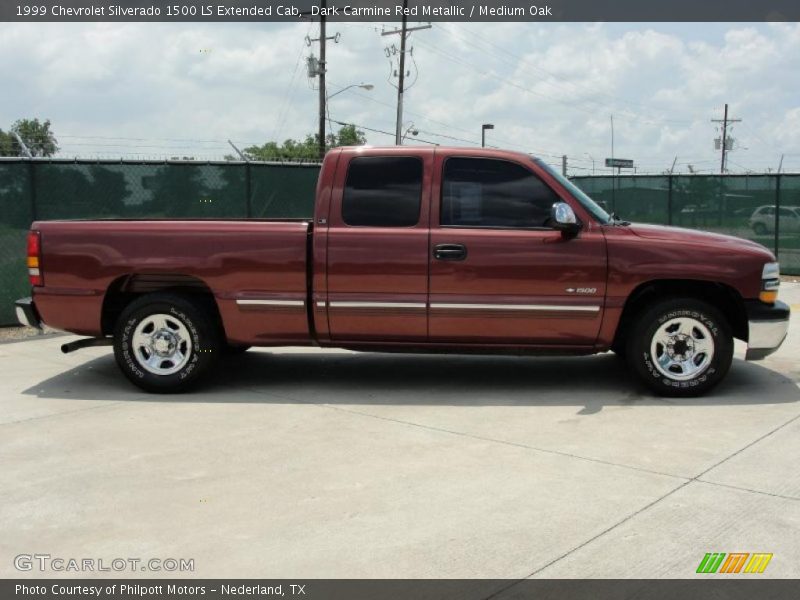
left=15, top=146, right=790, bottom=396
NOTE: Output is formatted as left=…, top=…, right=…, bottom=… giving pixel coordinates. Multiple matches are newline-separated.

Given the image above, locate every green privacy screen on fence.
left=570, top=174, right=800, bottom=276
left=0, top=159, right=320, bottom=326
left=0, top=158, right=798, bottom=326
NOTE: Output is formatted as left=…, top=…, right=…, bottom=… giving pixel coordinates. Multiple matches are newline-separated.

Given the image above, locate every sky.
left=1, top=20, right=799, bottom=174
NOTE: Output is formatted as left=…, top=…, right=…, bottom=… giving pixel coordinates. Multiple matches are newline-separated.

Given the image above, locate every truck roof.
left=333, top=145, right=536, bottom=163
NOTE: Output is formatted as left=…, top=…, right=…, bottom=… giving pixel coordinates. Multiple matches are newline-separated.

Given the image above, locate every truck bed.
left=32, top=219, right=313, bottom=344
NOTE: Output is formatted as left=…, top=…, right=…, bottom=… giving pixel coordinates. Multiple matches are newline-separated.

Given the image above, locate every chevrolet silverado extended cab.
left=15, top=146, right=790, bottom=396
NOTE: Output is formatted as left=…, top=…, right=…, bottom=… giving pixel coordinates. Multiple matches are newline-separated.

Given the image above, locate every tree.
left=0, top=130, right=16, bottom=156
left=0, top=119, right=59, bottom=157
left=241, top=125, right=367, bottom=162
left=335, top=124, right=367, bottom=146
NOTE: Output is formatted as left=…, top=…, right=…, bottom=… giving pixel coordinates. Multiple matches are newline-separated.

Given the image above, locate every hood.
left=627, top=223, right=771, bottom=254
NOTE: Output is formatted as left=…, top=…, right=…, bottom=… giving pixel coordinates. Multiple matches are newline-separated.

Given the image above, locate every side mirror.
left=551, top=202, right=580, bottom=234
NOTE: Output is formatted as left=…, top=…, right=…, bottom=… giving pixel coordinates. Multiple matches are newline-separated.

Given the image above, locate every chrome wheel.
left=131, top=313, right=193, bottom=376
left=650, top=316, right=714, bottom=381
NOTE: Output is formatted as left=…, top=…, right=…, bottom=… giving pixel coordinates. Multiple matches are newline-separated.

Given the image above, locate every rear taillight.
left=27, top=230, right=43, bottom=286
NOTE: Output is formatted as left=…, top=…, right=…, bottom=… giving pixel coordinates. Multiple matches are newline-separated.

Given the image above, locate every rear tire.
left=113, top=293, right=220, bottom=393
left=626, top=298, right=733, bottom=397
left=753, top=222, right=768, bottom=236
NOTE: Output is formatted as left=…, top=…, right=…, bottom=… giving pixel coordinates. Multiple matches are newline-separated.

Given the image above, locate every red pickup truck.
left=15, top=146, right=789, bottom=396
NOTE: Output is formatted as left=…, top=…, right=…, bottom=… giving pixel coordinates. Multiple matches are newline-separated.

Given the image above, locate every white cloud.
left=1, top=21, right=798, bottom=172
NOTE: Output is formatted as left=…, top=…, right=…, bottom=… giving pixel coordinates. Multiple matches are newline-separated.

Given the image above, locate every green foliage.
left=336, top=124, right=367, bottom=147
left=242, top=125, right=367, bottom=161
left=0, top=130, right=15, bottom=156
left=0, top=119, right=59, bottom=157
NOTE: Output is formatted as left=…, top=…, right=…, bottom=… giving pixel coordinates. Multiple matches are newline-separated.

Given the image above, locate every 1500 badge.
left=566, top=287, right=597, bottom=294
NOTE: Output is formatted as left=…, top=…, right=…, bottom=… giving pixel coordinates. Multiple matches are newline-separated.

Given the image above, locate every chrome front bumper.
left=745, top=300, right=790, bottom=360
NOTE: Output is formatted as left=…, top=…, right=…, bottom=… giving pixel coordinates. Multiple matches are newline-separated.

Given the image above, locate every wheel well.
left=613, top=279, right=748, bottom=349
left=101, top=274, right=224, bottom=336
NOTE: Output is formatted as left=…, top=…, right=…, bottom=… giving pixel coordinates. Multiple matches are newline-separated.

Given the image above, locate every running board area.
left=61, top=337, right=114, bottom=354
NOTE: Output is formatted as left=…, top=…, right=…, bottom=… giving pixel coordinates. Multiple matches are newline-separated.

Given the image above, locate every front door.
left=325, top=151, right=432, bottom=342
left=428, top=155, right=607, bottom=346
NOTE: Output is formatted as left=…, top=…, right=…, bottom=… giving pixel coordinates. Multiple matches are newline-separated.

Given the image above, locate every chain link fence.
left=571, top=174, right=800, bottom=276
left=0, top=158, right=320, bottom=326
left=1, top=159, right=798, bottom=326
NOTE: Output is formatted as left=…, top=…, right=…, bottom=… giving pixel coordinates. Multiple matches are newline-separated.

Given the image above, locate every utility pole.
left=304, top=1, right=340, bottom=159
left=318, top=2, right=327, bottom=159
left=711, top=103, right=741, bottom=174
left=394, top=5, right=406, bottom=146
left=382, top=4, right=430, bottom=145
left=562, top=155, right=568, bottom=177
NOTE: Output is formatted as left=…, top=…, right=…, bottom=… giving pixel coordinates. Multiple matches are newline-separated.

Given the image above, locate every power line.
left=59, top=132, right=772, bottom=173
left=381, top=2, right=431, bottom=144
left=412, top=34, right=695, bottom=144
left=59, top=134, right=228, bottom=143
left=327, top=80, right=565, bottom=157
left=58, top=142, right=231, bottom=149
left=272, top=21, right=314, bottom=142
left=330, top=118, right=439, bottom=145
left=739, top=121, right=783, bottom=155
left=434, top=23, right=694, bottom=126
left=414, top=37, right=596, bottom=118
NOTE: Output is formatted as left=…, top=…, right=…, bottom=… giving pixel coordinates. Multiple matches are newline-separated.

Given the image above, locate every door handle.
left=434, top=243, right=467, bottom=261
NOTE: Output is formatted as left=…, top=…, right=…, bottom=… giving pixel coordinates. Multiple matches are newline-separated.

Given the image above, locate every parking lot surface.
left=1, top=285, right=799, bottom=579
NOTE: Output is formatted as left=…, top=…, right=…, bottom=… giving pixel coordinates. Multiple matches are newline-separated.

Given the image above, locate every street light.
left=481, top=123, right=494, bottom=147
left=401, top=122, right=419, bottom=143
left=327, top=82, right=374, bottom=100
left=325, top=83, right=373, bottom=150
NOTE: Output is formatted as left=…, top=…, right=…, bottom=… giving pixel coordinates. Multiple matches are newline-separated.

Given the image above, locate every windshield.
left=532, top=158, right=613, bottom=225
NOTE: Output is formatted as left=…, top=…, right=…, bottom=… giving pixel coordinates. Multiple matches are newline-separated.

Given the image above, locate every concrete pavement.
left=1, top=285, right=799, bottom=579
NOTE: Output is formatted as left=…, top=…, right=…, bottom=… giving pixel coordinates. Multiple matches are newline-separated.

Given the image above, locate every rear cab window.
left=342, top=156, right=423, bottom=227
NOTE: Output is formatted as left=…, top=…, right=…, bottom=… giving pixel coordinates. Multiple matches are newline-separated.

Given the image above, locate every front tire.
left=114, top=293, right=220, bottom=393
left=610, top=341, right=626, bottom=359
left=626, top=298, right=733, bottom=397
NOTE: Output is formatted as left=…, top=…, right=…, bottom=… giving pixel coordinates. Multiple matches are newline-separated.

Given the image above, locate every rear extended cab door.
left=317, top=147, right=433, bottom=342
left=428, top=149, right=608, bottom=346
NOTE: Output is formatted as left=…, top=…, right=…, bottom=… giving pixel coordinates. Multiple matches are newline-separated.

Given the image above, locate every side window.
left=441, top=157, right=561, bottom=228
left=342, top=156, right=422, bottom=227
